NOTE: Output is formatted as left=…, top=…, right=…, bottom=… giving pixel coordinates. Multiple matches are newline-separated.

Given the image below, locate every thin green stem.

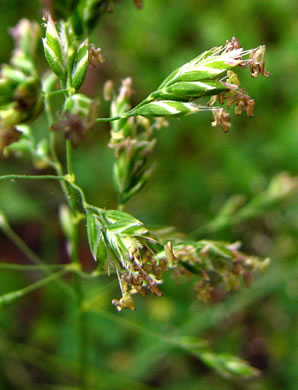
left=44, top=92, right=55, bottom=125
left=0, top=174, right=65, bottom=182
left=0, top=332, right=35, bottom=389
left=0, top=173, right=89, bottom=214
left=75, top=269, right=107, bottom=279
left=0, top=263, right=69, bottom=272
left=69, top=182, right=88, bottom=210
left=0, top=173, right=74, bottom=222
left=86, top=305, right=207, bottom=366
left=0, top=219, right=43, bottom=265
left=66, top=139, right=79, bottom=261
left=96, top=115, right=123, bottom=123
left=85, top=204, right=103, bottom=214
left=75, top=274, right=88, bottom=389
left=96, top=110, right=139, bottom=123
left=100, top=263, right=295, bottom=381
left=0, top=215, right=75, bottom=297
left=191, top=214, right=246, bottom=237
left=0, top=268, right=70, bottom=308
left=96, top=100, right=156, bottom=124
left=1, top=148, right=91, bottom=386
left=190, top=196, right=278, bottom=238
left=128, top=95, right=154, bottom=112
left=44, top=92, right=58, bottom=160
left=65, top=139, right=88, bottom=390
left=1, top=332, right=154, bottom=390
left=96, top=93, right=157, bottom=124
left=66, top=140, right=74, bottom=178
left=44, top=89, right=70, bottom=203
left=43, top=89, right=68, bottom=97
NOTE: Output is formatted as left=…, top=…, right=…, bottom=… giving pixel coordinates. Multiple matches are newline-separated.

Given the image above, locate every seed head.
left=124, top=38, right=270, bottom=130
left=42, top=15, right=66, bottom=82
left=108, top=78, right=164, bottom=206
left=156, top=239, right=270, bottom=304
left=86, top=208, right=168, bottom=311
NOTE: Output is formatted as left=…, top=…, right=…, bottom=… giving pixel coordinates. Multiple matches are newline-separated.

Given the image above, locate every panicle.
left=42, top=14, right=91, bottom=92
left=107, top=78, right=166, bottom=207
left=156, top=239, right=269, bottom=303
left=86, top=208, right=169, bottom=311
left=122, top=37, right=270, bottom=133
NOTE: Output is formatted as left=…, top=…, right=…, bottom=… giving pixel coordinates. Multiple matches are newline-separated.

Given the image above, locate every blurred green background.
left=0, top=0, right=297, bottom=389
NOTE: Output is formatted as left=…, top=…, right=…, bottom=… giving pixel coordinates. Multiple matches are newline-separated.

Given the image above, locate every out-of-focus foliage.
left=0, top=0, right=297, bottom=389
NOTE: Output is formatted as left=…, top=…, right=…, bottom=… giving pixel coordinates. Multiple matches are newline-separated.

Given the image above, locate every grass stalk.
left=65, top=139, right=88, bottom=390
left=0, top=268, right=70, bottom=308
left=0, top=215, right=74, bottom=297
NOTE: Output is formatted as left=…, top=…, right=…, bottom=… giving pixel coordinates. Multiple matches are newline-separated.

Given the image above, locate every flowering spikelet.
left=134, top=100, right=203, bottom=117
left=42, top=15, right=90, bottom=91
left=106, top=78, right=167, bottom=207
left=86, top=207, right=271, bottom=310
left=42, top=15, right=66, bottom=83
left=123, top=37, right=270, bottom=132
left=86, top=208, right=168, bottom=311
left=157, top=239, right=269, bottom=303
